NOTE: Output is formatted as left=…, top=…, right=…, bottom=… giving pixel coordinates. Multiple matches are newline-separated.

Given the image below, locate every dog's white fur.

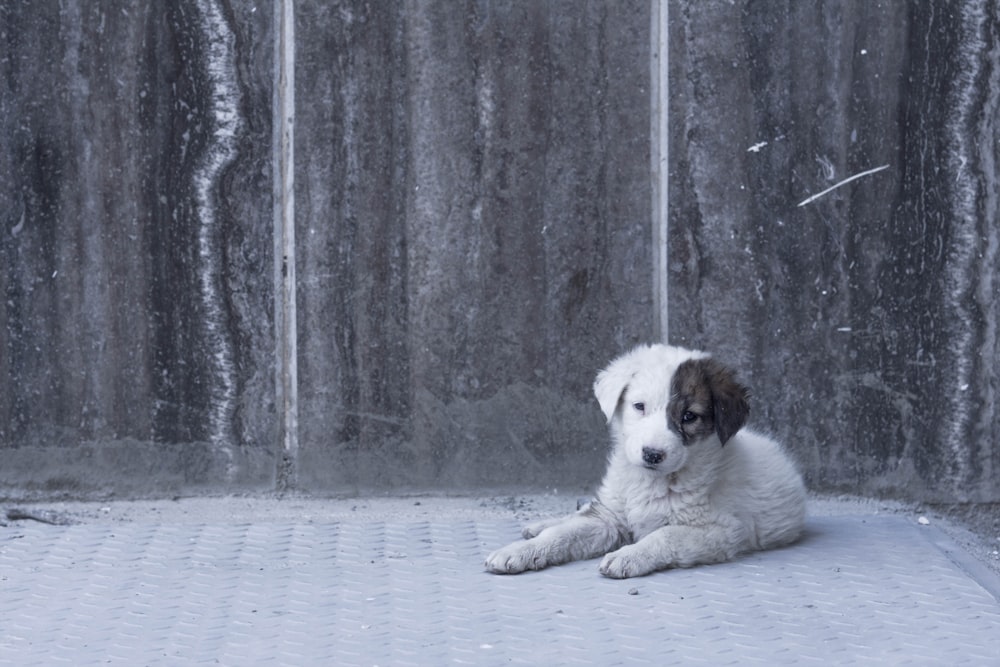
left=485, top=344, right=806, bottom=578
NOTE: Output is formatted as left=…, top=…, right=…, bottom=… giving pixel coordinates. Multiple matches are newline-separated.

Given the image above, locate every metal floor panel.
left=2, top=515, right=999, bottom=666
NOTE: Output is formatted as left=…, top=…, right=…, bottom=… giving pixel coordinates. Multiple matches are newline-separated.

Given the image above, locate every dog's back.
left=714, top=429, right=806, bottom=551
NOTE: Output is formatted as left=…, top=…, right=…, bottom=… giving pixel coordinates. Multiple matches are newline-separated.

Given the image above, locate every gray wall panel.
left=0, top=2, right=276, bottom=496
left=669, top=1, right=999, bottom=502
left=295, top=1, right=652, bottom=493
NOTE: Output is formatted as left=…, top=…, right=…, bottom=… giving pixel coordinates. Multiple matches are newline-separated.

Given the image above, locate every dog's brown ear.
left=704, top=359, right=750, bottom=445
left=593, top=349, right=641, bottom=423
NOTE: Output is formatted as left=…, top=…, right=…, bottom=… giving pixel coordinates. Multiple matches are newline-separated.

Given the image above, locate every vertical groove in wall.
left=274, top=0, right=298, bottom=490
left=650, top=0, right=669, bottom=343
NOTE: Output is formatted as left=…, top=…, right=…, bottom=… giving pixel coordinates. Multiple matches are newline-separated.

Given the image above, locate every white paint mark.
left=836, top=327, right=852, bottom=332
left=796, top=164, right=890, bottom=207
left=815, top=154, right=836, bottom=181
left=11, top=209, right=25, bottom=236
left=747, top=141, right=768, bottom=153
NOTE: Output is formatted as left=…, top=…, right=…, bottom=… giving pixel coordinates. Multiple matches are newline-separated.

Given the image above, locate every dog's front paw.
left=598, top=545, right=656, bottom=579
left=485, top=540, right=549, bottom=574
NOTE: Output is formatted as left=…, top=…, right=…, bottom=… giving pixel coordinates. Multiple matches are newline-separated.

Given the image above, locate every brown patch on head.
left=669, top=358, right=750, bottom=445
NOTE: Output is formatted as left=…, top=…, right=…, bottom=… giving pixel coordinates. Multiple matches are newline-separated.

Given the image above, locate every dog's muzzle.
left=642, top=447, right=665, bottom=467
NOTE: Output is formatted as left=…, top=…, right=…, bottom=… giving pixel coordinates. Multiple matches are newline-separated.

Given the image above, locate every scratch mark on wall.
left=796, top=164, right=889, bottom=208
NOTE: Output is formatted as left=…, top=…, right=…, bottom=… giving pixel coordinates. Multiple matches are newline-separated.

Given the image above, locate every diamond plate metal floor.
left=2, top=512, right=999, bottom=666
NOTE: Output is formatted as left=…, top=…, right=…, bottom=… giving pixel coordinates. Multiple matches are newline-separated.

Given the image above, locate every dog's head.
left=593, top=344, right=750, bottom=474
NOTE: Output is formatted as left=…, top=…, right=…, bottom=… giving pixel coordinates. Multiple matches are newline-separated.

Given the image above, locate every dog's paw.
left=598, top=545, right=657, bottom=579
left=485, top=541, right=549, bottom=574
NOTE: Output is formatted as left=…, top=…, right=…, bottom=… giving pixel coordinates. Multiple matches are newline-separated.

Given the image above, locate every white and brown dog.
left=485, top=344, right=806, bottom=578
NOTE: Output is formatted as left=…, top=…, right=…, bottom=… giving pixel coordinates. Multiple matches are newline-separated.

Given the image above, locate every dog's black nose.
left=642, top=447, right=665, bottom=465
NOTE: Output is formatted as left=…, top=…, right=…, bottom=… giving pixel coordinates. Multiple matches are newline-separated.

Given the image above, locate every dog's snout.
left=642, top=447, right=665, bottom=466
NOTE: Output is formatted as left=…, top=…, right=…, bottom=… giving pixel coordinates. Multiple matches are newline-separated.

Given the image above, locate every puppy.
left=485, top=343, right=806, bottom=578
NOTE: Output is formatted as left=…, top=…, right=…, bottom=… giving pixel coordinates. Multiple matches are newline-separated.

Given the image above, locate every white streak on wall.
left=944, top=0, right=995, bottom=496
left=193, top=0, right=241, bottom=473
left=650, top=0, right=669, bottom=343
left=274, top=0, right=298, bottom=488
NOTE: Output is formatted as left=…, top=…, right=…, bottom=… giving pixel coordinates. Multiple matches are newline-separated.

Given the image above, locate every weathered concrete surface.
left=669, top=1, right=1000, bottom=502
left=0, top=3, right=277, bottom=495
left=294, top=1, right=653, bottom=493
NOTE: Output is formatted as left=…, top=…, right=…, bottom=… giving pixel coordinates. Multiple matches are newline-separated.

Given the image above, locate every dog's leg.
left=521, top=499, right=597, bottom=538
left=485, top=503, right=626, bottom=574
left=598, top=519, right=747, bottom=579
left=521, top=515, right=568, bottom=539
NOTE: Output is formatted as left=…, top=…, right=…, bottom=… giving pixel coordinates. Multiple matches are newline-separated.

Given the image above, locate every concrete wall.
left=1, top=3, right=279, bottom=496
left=294, top=2, right=652, bottom=493
left=1, top=1, right=997, bottom=502
left=668, top=2, right=1000, bottom=502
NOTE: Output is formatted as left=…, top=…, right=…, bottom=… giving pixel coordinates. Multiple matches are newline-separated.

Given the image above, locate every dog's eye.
left=681, top=411, right=697, bottom=423
left=632, top=402, right=646, bottom=414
